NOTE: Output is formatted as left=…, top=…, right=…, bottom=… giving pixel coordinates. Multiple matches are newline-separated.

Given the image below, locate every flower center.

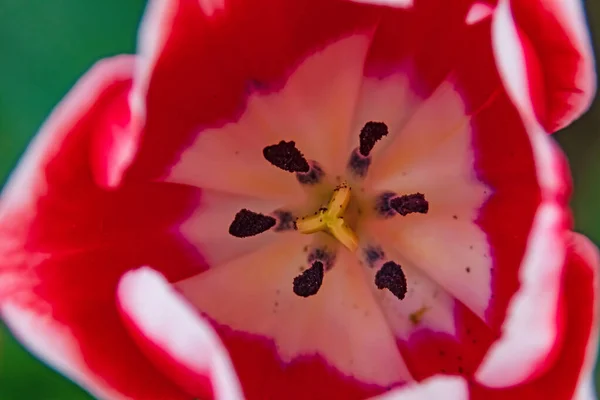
left=295, top=182, right=359, bottom=252
left=227, top=122, right=431, bottom=300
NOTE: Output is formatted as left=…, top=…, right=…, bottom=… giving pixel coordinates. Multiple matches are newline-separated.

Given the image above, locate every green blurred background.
left=0, top=0, right=599, bottom=398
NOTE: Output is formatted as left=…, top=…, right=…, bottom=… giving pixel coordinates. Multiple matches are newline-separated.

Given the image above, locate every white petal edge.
left=130, top=0, right=174, bottom=127
left=370, top=376, right=469, bottom=400
left=476, top=0, right=571, bottom=387
left=546, top=0, right=597, bottom=114
left=475, top=202, right=565, bottom=387
left=571, top=233, right=600, bottom=400
left=492, top=0, right=536, bottom=124
left=466, top=2, right=494, bottom=25
left=574, top=380, right=597, bottom=400
left=131, top=0, right=225, bottom=131
left=117, top=267, right=244, bottom=400
left=492, top=0, right=596, bottom=131
left=0, top=55, right=139, bottom=400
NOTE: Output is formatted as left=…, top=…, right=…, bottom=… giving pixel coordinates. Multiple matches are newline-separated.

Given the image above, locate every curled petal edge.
left=493, top=0, right=596, bottom=132
left=569, top=233, right=600, bottom=400
left=131, top=0, right=226, bottom=138
left=117, top=267, right=244, bottom=400
left=474, top=0, right=574, bottom=387
left=0, top=57, right=134, bottom=400
left=0, top=55, right=136, bottom=202
left=371, top=376, right=469, bottom=400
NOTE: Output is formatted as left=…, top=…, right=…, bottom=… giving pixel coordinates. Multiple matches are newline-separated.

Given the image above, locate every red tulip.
left=0, top=0, right=596, bottom=399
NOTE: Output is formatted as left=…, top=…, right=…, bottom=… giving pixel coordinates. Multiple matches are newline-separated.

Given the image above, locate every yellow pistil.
left=296, top=183, right=359, bottom=252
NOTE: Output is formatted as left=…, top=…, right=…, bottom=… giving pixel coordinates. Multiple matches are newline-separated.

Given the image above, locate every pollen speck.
left=409, top=306, right=429, bottom=326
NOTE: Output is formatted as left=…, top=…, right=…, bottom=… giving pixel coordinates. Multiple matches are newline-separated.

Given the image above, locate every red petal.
left=460, top=11, right=572, bottom=386
left=470, top=232, right=599, bottom=399
left=371, top=10, right=570, bottom=386
left=492, top=0, right=595, bottom=133
left=128, top=0, right=382, bottom=180
left=0, top=56, right=202, bottom=399
left=117, top=267, right=244, bottom=399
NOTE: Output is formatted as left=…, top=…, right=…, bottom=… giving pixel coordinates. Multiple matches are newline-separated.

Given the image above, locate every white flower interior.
left=168, top=35, right=491, bottom=386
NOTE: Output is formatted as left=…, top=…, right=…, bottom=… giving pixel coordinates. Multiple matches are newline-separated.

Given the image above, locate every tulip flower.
left=0, top=0, right=596, bottom=399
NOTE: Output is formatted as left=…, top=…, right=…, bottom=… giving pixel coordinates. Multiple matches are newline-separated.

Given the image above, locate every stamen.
left=375, top=261, right=408, bottom=300
left=364, top=246, right=385, bottom=268
left=293, top=261, right=324, bottom=297
left=359, top=121, right=388, bottom=157
left=376, top=192, right=429, bottom=218
left=263, top=141, right=310, bottom=173
left=308, top=247, right=336, bottom=271
left=229, top=209, right=277, bottom=238
left=348, top=122, right=389, bottom=178
left=273, top=210, right=296, bottom=232
left=375, top=191, right=397, bottom=218
left=390, top=193, right=429, bottom=216
left=296, top=162, right=324, bottom=185
left=347, top=148, right=371, bottom=178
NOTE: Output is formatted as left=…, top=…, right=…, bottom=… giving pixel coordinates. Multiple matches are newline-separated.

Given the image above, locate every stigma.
left=295, top=182, right=359, bottom=252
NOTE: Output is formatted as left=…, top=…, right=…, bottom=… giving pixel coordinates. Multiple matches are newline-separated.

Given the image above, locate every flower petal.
left=472, top=13, right=574, bottom=383
left=353, top=9, right=571, bottom=385
left=466, top=2, right=494, bottom=25
left=470, top=232, right=599, bottom=399
left=475, top=202, right=566, bottom=387
left=177, top=240, right=411, bottom=399
left=365, top=80, right=492, bottom=322
left=472, top=67, right=571, bottom=386
left=166, top=34, right=376, bottom=198
left=564, top=233, right=599, bottom=400
left=492, top=0, right=596, bottom=132
left=0, top=56, right=202, bottom=399
left=0, top=56, right=135, bottom=194
left=128, top=0, right=382, bottom=181
left=117, top=267, right=244, bottom=399
left=373, top=376, right=469, bottom=400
